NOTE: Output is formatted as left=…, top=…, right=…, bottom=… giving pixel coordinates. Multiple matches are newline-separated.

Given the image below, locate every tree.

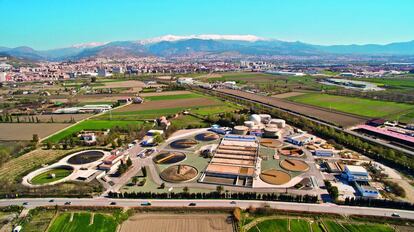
left=32, top=134, right=39, bottom=144
left=160, top=182, right=165, bottom=189
left=132, top=176, right=139, bottom=185
left=183, top=186, right=189, bottom=193
left=216, top=185, right=224, bottom=193
left=126, top=157, right=132, bottom=167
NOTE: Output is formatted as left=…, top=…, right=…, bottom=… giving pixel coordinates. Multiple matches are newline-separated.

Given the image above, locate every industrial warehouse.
left=199, top=134, right=259, bottom=187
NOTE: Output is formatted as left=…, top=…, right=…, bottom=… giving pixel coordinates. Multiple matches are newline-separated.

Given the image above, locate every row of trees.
left=108, top=191, right=319, bottom=203
left=343, top=197, right=414, bottom=210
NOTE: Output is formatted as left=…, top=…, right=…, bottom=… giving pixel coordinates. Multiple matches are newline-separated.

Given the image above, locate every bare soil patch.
left=0, top=123, right=71, bottom=140
left=19, top=114, right=92, bottom=123
left=119, top=213, right=233, bottom=232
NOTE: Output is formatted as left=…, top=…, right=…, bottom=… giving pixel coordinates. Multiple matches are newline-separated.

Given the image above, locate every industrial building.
left=200, top=135, right=259, bottom=187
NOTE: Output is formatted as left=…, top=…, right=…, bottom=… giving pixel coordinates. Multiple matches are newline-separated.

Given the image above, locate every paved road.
left=1, top=198, right=413, bottom=219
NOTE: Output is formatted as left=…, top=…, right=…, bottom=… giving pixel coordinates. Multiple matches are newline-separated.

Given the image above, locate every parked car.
left=110, top=202, right=117, bottom=205
left=391, top=213, right=400, bottom=217
left=188, top=203, right=197, bottom=206
left=64, top=201, right=71, bottom=205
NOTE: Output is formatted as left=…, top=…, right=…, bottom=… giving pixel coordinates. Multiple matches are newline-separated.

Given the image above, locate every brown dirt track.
left=216, top=89, right=366, bottom=127
left=140, top=90, right=192, bottom=97
left=119, top=213, right=233, bottom=232
left=114, top=98, right=219, bottom=112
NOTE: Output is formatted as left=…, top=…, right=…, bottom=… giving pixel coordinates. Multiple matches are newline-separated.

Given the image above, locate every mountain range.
left=1, top=34, right=414, bottom=61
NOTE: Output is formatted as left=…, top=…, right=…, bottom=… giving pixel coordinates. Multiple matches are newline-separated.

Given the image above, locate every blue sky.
left=1, top=0, right=413, bottom=50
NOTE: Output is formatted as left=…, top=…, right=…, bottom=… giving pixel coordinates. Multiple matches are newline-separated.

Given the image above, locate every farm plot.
left=272, top=92, right=306, bottom=99
left=48, top=212, right=117, bottom=232
left=46, top=120, right=144, bottom=143
left=288, top=93, right=414, bottom=119
left=119, top=213, right=233, bottom=232
left=0, top=148, right=75, bottom=182
left=19, top=114, right=92, bottom=123
left=144, top=93, right=203, bottom=101
left=139, top=90, right=192, bottom=97
left=248, top=219, right=288, bottom=232
left=0, top=123, right=71, bottom=140
left=115, top=98, right=220, bottom=112
left=21, top=209, right=56, bottom=232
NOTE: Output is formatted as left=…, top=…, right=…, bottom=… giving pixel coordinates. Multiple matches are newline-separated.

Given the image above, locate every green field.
left=48, top=212, right=117, bottom=232
left=144, top=93, right=203, bottom=101
left=289, top=93, right=414, bottom=119
left=290, top=219, right=311, bottom=232
left=171, top=115, right=209, bottom=129
left=248, top=219, right=288, bottom=232
left=360, top=78, right=414, bottom=89
left=30, top=168, right=73, bottom=185
left=46, top=120, right=144, bottom=143
left=323, top=220, right=347, bottom=232
left=342, top=223, right=394, bottom=232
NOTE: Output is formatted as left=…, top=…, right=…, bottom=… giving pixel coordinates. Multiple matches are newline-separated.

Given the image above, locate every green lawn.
left=289, top=93, right=414, bottom=118
left=342, top=223, right=394, bottom=232
left=144, top=93, right=203, bottom=101
left=30, top=168, right=73, bottom=185
left=46, top=120, right=144, bottom=143
left=323, top=220, right=347, bottom=232
left=171, top=115, right=209, bottom=129
left=48, top=212, right=117, bottom=232
left=290, top=219, right=310, bottom=232
left=310, top=221, right=324, bottom=232
left=248, top=219, right=289, bottom=232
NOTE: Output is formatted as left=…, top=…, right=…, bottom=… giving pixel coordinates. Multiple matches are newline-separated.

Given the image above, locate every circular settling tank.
left=259, top=169, right=291, bottom=185
left=280, top=159, right=310, bottom=172
left=30, top=165, right=74, bottom=185
left=170, top=139, right=198, bottom=149
left=153, top=151, right=186, bottom=164
left=260, top=138, right=283, bottom=148
left=279, top=147, right=304, bottom=157
left=160, top=165, right=198, bottom=183
left=67, top=150, right=105, bottom=165
left=195, top=132, right=220, bottom=141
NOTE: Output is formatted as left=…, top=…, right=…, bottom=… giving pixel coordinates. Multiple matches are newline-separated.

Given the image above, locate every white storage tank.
left=249, top=114, right=262, bottom=125
left=244, top=121, right=255, bottom=128
left=233, top=125, right=249, bottom=135
left=259, top=114, right=271, bottom=123
left=269, top=119, right=286, bottom=128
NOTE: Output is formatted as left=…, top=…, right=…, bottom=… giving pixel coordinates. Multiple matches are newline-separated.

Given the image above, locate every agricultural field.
left=119, top=213, right=233, bottom=232
left=48, top=212, right=118, bottom=232
left=248, top=219, right=288, bottom=232
left=46, top=120, right=144, bottom=143
left=288, top=93, right=414, bottom=120
left=0, top=123, right=71, bottom=141
left=21, top=209, right=56, bottom=232
left=357, top=77, right=414, bottom=90
left=18, top=114, right=93, bottom=123
left=245, top=217, right=395, bottom=232
left=0, top=148, right=78, bottom=183
left=144, top=93, right=203, bottom=101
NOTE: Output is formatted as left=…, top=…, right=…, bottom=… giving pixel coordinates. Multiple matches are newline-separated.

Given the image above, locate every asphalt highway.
left=1, top=198, right=413, bottom=220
